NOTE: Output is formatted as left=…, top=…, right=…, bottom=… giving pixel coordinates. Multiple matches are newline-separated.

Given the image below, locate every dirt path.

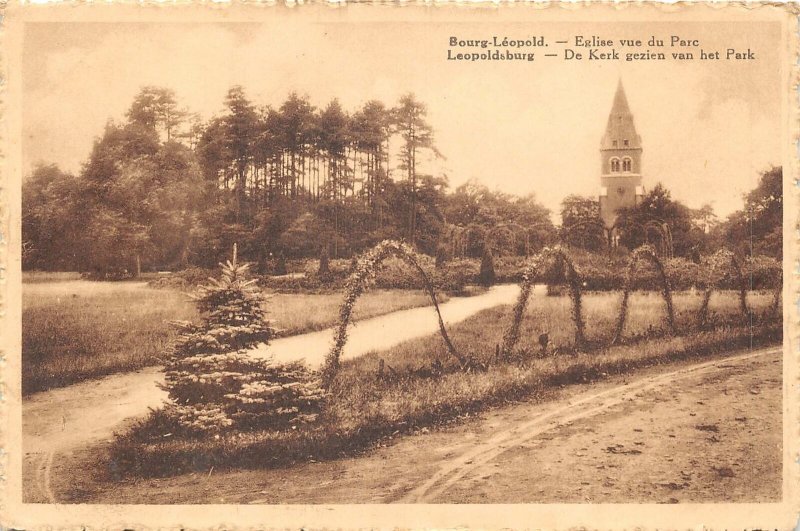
left=408, top=347, right=781, bottom=503
left=254, top=283, right=522, bottom=365
left=23, top=367, right=167, bottom=503
left=40, top=345, right=781, bottom=504
left=23, top=284, right=522, bottom=502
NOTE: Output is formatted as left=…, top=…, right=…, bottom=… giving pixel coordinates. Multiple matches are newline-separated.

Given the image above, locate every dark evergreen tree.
left=318, top=243, right=332, bottom=281
left=479, top=244, right=496, bottom=286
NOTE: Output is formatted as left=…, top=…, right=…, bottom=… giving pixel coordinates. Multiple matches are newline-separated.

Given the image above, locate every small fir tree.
left=435, top=244, right=448, bottom=269
left=479, top=243, right=496, bottom=287
left=162, top=245, right=324, bottom=433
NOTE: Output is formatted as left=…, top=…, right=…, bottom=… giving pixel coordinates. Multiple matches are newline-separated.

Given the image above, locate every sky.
left=22, top=10, right=783, bottom=220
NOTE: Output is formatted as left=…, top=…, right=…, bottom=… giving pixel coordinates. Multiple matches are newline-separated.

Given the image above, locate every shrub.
left=435, top=258, right=479, bottom=294
left=662, top=258, right=702, bottom=291
left=741, top=255, right=782, bottom=290
left=147, top=267, right=217, bottom=291
left=112, top=312, right=782, bottom=478
left=494, top=255, right=529, bottom=283
left=368, top=255, right=470, bottom=294
left=435, top=244, right=449, bottom=268
left=160, top=250, right=324, bottom=433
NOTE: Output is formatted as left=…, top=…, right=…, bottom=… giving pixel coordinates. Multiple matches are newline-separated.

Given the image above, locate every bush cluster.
left=501, top=251, right=780, bottom=292
left=149, top=250, right=780, bottom=296
left=259, top=255, right=474, bottom=294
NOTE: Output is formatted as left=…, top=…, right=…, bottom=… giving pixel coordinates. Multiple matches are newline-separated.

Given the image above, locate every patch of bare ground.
left=433, top=348, right=781, bottom=503
left=39, top=346, right=781, bottom=504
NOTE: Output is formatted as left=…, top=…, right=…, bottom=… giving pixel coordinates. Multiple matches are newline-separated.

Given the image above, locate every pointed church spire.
left=601, top=79, right=641, bottom=150
left=610, top=78, right=632, bottom=116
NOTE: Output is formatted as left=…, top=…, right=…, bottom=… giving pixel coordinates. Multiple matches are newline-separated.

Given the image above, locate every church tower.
left=599, top=80, right=644, bottom=231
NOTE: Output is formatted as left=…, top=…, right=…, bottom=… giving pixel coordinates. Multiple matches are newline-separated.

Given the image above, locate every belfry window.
left=610, top=158, right=621, bottom=172
left=622, top=157, right=632, bottom=172
left=623, top=139, right=629, bottom=146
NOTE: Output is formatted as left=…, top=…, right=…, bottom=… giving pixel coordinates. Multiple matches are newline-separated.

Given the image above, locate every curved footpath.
left=23, top=283, right=523, bottom=502
left=255, top=283, right=522, bottom=365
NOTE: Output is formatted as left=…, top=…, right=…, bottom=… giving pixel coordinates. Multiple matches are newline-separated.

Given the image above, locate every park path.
left=23, top=283, right=522, bottom=502
left=255, top=283, right=523, bottom=365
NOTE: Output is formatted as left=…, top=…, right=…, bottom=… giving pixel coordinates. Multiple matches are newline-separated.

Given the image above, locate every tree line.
left=559, top=167, right=782, bottom=261
left=22, top=86, right=557, bottom=275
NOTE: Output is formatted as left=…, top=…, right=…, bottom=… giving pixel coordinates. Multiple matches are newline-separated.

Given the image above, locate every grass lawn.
left=20, top=271, right=82, bottom=283
left=111, top=289, right=781, bottom=478
left=22, top=281, right=446, bottom=395
left=267, top=289, right=448, bottom=337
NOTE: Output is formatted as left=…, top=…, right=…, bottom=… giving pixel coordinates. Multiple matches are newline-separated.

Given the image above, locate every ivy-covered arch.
left=612, top=245, right=676, bottom=345
left=696, top=249, right=749, bottom=327
left=487, top=222, right=532, bottom=256
left=487, top=225, right=516, bottom=255
left=561, top=218, right=610, bottom=249
left=441, top=224, right=469, bottom=259
left=642, top=220, right=673, bottom=260
left=320, top=240, right=464, bottom=388
left=500, top=246, right=586, bottom=357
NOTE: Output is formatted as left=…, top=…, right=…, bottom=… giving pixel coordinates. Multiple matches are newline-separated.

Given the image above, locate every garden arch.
left=696, top=249, right=749, bottom=327
left=486, top=225, right=517, bottom=256
left=612, top=245, right=676, bottom=345
left=320, top=240, right=465, bottom=387
left=487, top=223, right=526, bottom=255
left=442, top=224, right=469, bottom=259
left=642, top=220, right=674, bottom=260
left=500, top=246, right=586, bottom=357
left=561, top=219, right=609, bottom=250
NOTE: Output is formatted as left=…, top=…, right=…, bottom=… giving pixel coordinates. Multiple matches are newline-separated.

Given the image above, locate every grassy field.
left=22, top=281, right=445, bottom=395
left=21, top=271, right=82, bottom=283
left=267, top=289, right=448, bottom=337
left=111, top=289, right=781, bottom=477
left=23, top=283, right=195, bottom=394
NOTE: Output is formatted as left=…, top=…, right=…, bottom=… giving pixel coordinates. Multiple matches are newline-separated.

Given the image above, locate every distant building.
left=599, top=80, right=645, bottom=241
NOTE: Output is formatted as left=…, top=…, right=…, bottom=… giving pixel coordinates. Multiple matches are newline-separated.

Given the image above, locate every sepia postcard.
left=1, top=2, right=798, bottom=529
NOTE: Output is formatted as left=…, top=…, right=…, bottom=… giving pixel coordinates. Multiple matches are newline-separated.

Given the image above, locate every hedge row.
left=492, top=252, right=780, bottom=291
left=149, top=252, right=781, bottom=294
